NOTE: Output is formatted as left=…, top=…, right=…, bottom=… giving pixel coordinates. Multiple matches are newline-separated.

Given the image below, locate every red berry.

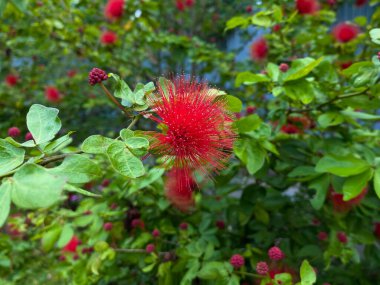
left=216, top=220, right=225, bottom=230
left=5, top=74, right=18, bottom=86
left=131, top=218, right=144, bottom=229
left=101, top=179, right=111, bottom=187
left=337, top=232, right=348, bottom=243
left=103, top=222, right=113, bottom=231
left=8, top=127, right=21, bottom=138
left=230, top=254, right=245, bottom=269
left=100, top=31, right=118, bottom=45
left=318, top=231, right=328, bottom=241
left=374, top=223, right=380, bottom=239
left=246, top=106, right=256, bottom=115
left=88, top=68, right=108, bottom=86
left=268, top=246, right=284, bottom=261
left=59, top=255, right=66, bottom=261
left=246, top=5, right=253, bottom=13
left=273, top=24, right=281, bottom=32
left=152, top=229, right=160, bottom=237
left=279, top=63, right=289, bottom=72
left=25, top=132, right=33, bottom=141
left=256, top=261, right=269, bottom=275
left=179, top=222, right=188, bottom=230
left=146, top=243, right=155, bottom=253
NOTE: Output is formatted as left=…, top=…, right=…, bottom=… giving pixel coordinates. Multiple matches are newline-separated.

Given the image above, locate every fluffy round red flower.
left=279, top=63, right=289, bottom=72
left=337, top=232, right=348, bottom=243
left=246, top=5, right=253, bottom=13
left=281, top=123, right=300, bottom=134
left=185, top=0, right=195, bottom=7
left=100, top=31, right=118, bottom=45
left=8, top=127, right=21, bottom=138
left=256, top=261, right=269, bottom=275
left=104, top=0, right=124, bottom=20
left=148, top=77, right=235, bottom=174
left=165, top=168, right=195, bottom=211
left=355, top=0, right=367, bottom=6
left=176, top=0, right=185, bottom=11
left=329, top=187, right=367, bottom=212
left=45, top=86, right=61, bottom=102
left=295, top=0, right=320, bottom=15
left=246, top=106, right=256, bottom=115
left=268, top=246, right=285, bottom=261
left=179, top=222, right=188, bottom=230
left=250, top=38, right=268, bottom=61
left=131, top=218, right=145, bottom=229
left=332, top=23, right=359, bottom=43
left=273, top=24, right=281, bottom=32
left=230, top=254, right=245, bottom=269
left=5, top=74, right=19, bottom=86
left=152, top=229, right=160, bottom=237
left=63, top=236, right=80, bottom=253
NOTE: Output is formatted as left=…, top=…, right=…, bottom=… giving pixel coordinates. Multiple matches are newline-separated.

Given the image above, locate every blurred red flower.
left=250, top=38, right=268, bottom=61
left=332, top=23, right=359, bottom=43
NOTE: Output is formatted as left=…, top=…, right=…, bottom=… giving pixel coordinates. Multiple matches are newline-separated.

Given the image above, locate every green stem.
left=235, top=271, right=263, bottom=278
left=127, top=115, right=140, bottom=130
left=99, top=82, right=131, bottom=117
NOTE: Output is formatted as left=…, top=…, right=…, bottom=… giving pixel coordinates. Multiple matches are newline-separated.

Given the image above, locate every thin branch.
left=114, top=248, right=170, bottom=256
left=290, top=88, right=369, bottom=113
left=234, top=271, right=263, bottom=278
left=127, top=115, right=140, bottom=130
left=40, top=150, right=83, bottom=166
left=99, top=83, right=131, bottom=117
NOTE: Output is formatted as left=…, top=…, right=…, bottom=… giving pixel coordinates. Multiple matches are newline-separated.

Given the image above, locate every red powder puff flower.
left=250, top=38, right=268, bottom=61
left=179, top=222, right=188, bottom=230
left=273, top=24, right=281, bottom=32
left=296, top=0, right=320, bottom=15
left=246, top=106, right=256, bottom=115
left=281, top=123, right=300, bottom=134
left=63, top=236, right=80, bottom=253
left=256, top=261, right=269, bottom=275
left=268, top=246, right=285, bottom=261
left=104, top=0, right=124, bottom=20
left=246, top=5, right=253, bottom=13
left=45, top=86, right=61, bottom=102
left=288, top=116, right=312, bottom=130
left=100, top=31, right=118, bottom=45
left=131, top=218, right=145, bottom=229
left=329, top=187, right=367, bottom=212
left=5, top=74, right=19, bottom=86
left=25, top=132, right=33, bottom=141
left=165, top=168, right=196, bottom=211
left=176, top=0, right=185, bottom=11
left=146, top=243, right=155, bottom=253
left=185, top=0, right=195, bottom=7
left=332, top=22, right=359, bottom=43
left=355, top=0, right=367, bottom=6
left=148, top=77, right=236, bottom=174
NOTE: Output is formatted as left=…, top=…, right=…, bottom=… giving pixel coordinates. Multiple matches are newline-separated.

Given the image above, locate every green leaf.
left=267, top=63, right=280, bottom=82
left=26, top=104, right=61, bottom=145
left=11, top=164, right=66, bottom=209
left=0, top=0, right=8, bottom=17
left=283, top=80, right=316, bottom=104
left=315, top=155, right=370, bottom=177
left=81, top=135, right=114, bottom=154
left=108, top=73, right=134, bottom=107
left=41, top=227, right=62, bottom=252
left=43, top=132, right=73, bottom=154
left=0, top=180, right=12, bottom=227
left=125, top=137, right=149, bottom=150
left=284, top=57, right=324, bottom=82
left=0, top=139, right=25, bottom=176
left=197, top=261, right=229, bottom=280
left=341, top=108, right=380, bottom=120
left=224, top=95, right=243, bottom=112
left=64, top=184, right=101, bottom=198
left=234, top=140, right=266, bottom=175
left=251, top=11, right=272, bottom=27
left=225, top=16, right=249, bottom=31
left=106, top=141, right=145, bottom=178
left=57, top=224, right=74, bottom=248
left=120, top=129, right=134, bottom=140
left=309, top=174, right=330, bottom=210
left=9, top=0, right=28, bottom=13
left=48, top=154, right=101, bottom=184
left=235, top=72, right=270, bottom=87
left=300, top=260, right=316, bottom=285
left=234, top=114, right=262, bottom=133
left=369, top=28, right=380, bottom=45
left=318, top=112, right=344, bottom=128
left=374, top=168, right=380, bottom=199
left=342, top=169, right=373, bottom=201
